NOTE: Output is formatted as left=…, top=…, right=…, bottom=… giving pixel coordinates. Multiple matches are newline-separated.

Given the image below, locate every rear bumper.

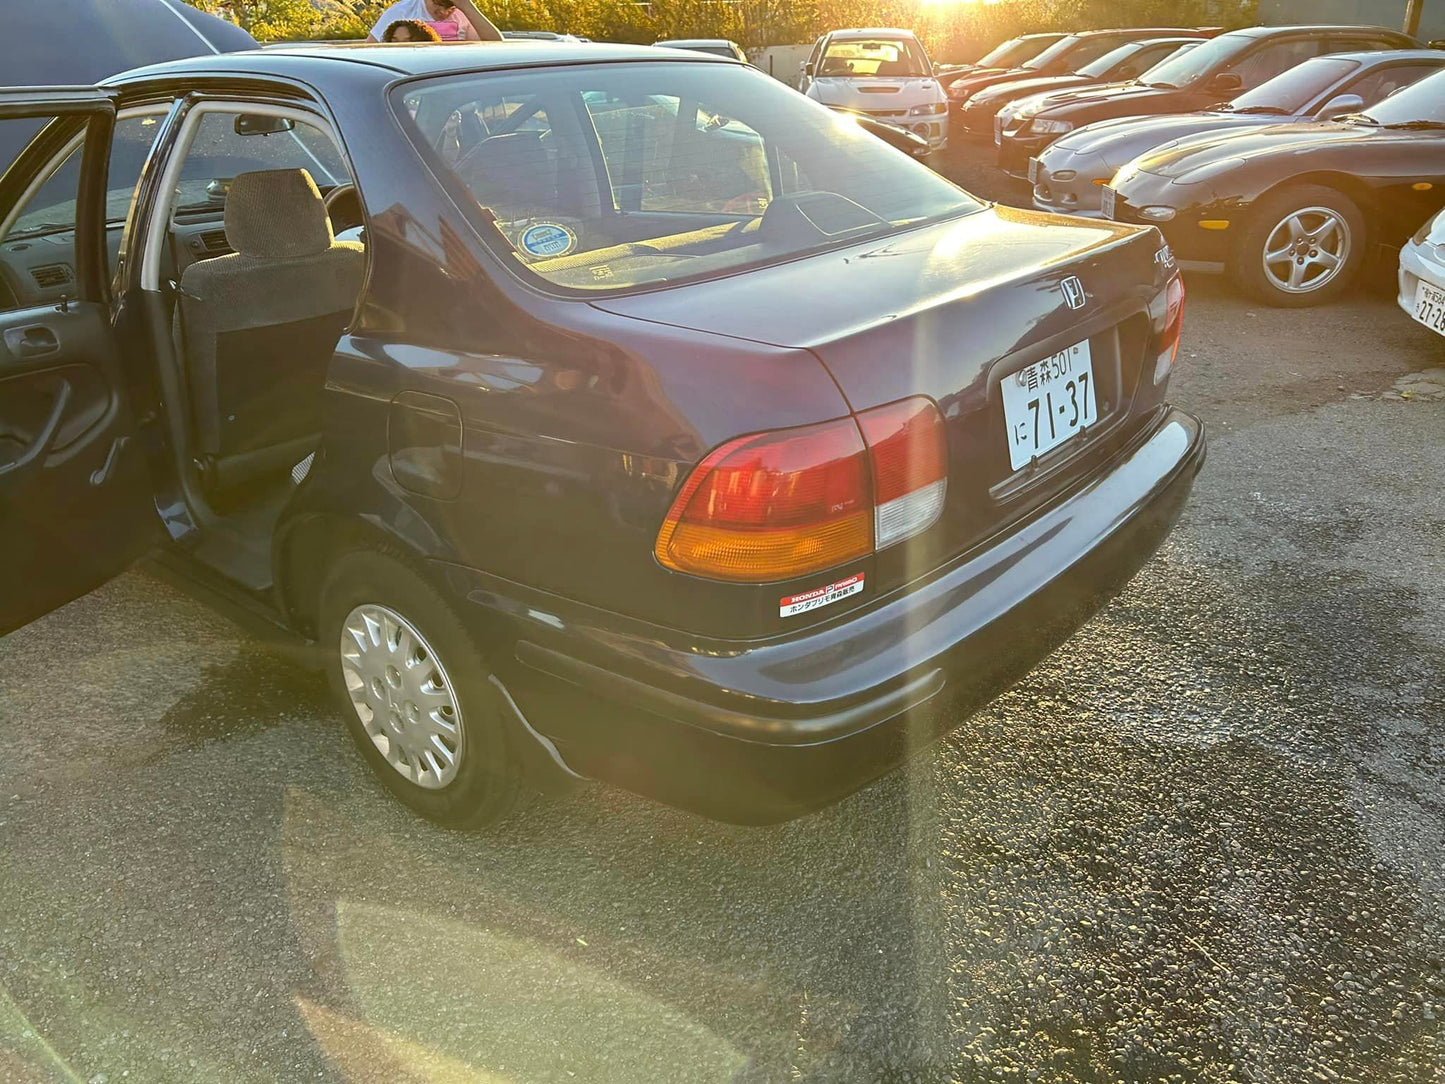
left=441, top=408, right=1206, bottom=824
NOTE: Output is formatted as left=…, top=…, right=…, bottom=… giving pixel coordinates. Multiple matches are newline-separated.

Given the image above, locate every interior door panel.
left=0, top=302, right=154, bottom=633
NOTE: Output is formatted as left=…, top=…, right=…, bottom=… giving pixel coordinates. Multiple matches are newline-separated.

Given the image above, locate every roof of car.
left=826, top=28, right=920, bottom=40
left=655, top=39, right=739, bottom=47
left=1231, top=23, right=1409, bottom=38
left=1319, top=48, right=1445, bottom=63
left=1058, top=27, right=1201, bottom=38
left=106, top=39, right=730, bottom=84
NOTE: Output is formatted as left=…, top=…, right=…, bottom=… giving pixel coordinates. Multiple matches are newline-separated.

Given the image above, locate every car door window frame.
left=0, top=92, right=118, bottom=308
left=138, top=97, right=360, bottom=293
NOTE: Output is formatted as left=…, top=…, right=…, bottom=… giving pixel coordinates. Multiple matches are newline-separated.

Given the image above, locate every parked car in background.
left=999, top=24, right=1418, bottom=163
left=970, top=36, right=1204, bottom=142
left=1399, top=206, right=1445, bottom=338
left=801, top=29, right=948, bottom=149
left=0, top=41, right=1202, bottom=827
left=936, top=32, right=1067, bottom=87
left=1105, top=68, right=1445, bottom=306
left=944, top=28, right=1206, bottom=113
left=1030, top=49, right=1445, bottom=212
left=655, top=39, right=749, bottom=62
left=500, top=30, right=585, bottom=42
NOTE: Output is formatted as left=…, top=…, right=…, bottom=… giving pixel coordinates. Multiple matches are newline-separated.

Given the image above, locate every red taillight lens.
left=656, top=400, right=949, bottom=583
left=654, top=418, right=873, bottom=582
left=857, top=397, right=949, bottom=548
left=1155, top=274, right=1185, bottom=385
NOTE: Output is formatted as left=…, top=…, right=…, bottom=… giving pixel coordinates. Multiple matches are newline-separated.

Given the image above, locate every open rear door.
left=0, top=88, right=156, bottom=634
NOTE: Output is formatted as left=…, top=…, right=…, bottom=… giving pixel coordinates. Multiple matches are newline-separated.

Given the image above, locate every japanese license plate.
left=1001, top=341, right=1097, bottom=471
left=994, top=115, right=1004, bottom=145
left=1100, top=184, right=1116, bottom=220
left=1028, top=157, right=1040, bottom=184
left=1412, top=279, right=1445, bottom=337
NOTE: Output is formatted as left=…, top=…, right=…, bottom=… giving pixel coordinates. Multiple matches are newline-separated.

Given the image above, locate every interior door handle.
left=3, top=324, right=60, bottom=358
left=0, top=378, right=71, bottom=482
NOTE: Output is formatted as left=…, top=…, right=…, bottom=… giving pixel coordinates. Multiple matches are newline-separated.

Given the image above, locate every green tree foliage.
left=185, top=0, right=1257, bottom=56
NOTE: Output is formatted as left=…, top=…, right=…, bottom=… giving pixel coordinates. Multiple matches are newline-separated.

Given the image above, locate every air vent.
left=193, top=228, right=232, bottom=255
left=30, top=264, right=72, bottom=289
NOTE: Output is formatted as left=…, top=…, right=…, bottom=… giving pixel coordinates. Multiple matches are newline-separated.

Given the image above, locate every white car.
left=1400, top=208, right=1445, bottom=338
left=800, top=28, right=948, bottom=150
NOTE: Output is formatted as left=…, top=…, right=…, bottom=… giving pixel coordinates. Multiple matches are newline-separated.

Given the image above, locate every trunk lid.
left=596, top=206, right=1175, bottom=598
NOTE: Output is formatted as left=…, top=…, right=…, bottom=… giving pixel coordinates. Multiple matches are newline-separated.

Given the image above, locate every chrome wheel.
left=1262, top=206, right=1350, bottom=294
left=338, top=604, right=464, bottom=789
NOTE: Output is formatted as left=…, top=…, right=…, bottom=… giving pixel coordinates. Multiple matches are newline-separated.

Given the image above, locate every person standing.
left=365, top=0, right=502, bottom=42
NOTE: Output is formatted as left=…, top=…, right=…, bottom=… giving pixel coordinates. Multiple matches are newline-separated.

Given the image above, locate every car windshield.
left=1224, top=56, right=1360, bottom=113
left=1025, top=34, right=1137, bottom=74
left=976, top=35, right=1056, bottom=68
left=395, top=62, right=979, bottom=293
left=1360, top=68, right=1445, bottom=125
left=818, top=38, right=929, bottom=77
left=1141, top=32, right=1249, bottom=88
left=1077, top=41, right=1170, bottom=79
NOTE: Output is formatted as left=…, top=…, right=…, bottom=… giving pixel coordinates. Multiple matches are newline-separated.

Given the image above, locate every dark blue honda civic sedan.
left=0, top=41, right=1203, bottom=825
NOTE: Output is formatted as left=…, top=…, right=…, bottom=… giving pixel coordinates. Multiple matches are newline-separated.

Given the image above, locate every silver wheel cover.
left=339, top=604, right=464, bottom=789
left=1261, top=205, right=1351, bottom=294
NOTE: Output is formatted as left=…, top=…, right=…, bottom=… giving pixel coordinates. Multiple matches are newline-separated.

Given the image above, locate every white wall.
left=750, top=44, right=815, bottom=87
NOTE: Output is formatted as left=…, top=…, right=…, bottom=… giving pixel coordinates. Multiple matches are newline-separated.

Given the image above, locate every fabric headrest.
left=224, top=169, right=334, bottom=259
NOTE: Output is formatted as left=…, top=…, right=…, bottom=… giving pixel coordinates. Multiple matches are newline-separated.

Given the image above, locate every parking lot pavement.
left=2, top=156, right=1444, bottom=1084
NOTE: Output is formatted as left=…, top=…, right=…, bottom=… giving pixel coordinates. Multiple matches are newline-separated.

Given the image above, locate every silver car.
left=1032, top=50, right=1445, bottom=217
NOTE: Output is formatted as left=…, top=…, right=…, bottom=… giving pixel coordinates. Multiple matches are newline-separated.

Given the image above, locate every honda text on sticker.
left=0, top=42, right=1203, bottom=828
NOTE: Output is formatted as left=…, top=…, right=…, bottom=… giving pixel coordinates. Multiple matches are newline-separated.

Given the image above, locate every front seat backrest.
left=177, top=168, right=364, bottom=486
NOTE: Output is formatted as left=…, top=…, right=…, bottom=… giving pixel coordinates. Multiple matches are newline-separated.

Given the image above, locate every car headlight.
left=909, top=102, right=947, bottom=116
left=1138, top=206, right=1177, bottom=223
left=1029, top=119, right=1074, bottom=134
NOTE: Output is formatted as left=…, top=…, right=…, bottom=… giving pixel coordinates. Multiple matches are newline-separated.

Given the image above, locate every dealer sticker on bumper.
left=780, top=573, right=864, bottom=618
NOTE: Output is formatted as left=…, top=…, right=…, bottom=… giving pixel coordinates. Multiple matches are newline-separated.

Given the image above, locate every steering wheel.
left=324, top=183, right=363, bottom=235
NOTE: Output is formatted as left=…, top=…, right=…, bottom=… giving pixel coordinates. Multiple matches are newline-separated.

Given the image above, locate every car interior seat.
left=175, top=168, right=364, bottom=491
left=455, top=131, right=558, bottom=222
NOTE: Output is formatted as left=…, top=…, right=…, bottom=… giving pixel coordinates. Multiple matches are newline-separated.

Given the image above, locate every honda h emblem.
left=1061, top=276, right=1086, bottom=310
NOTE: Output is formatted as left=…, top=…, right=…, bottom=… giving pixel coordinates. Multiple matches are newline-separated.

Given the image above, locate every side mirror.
left=1315, top=93, right=1365, bottom=122
left=1205, top=72, right=1243, bottom=95
left=234, top=113, right=295, bottom=136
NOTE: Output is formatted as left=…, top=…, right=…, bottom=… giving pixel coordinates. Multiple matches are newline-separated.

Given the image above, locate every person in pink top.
left=366, top=0, right=502, bottom=42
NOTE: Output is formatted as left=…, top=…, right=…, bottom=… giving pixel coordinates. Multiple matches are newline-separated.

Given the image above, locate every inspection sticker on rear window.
left=780, top=573, right=865, bottom=618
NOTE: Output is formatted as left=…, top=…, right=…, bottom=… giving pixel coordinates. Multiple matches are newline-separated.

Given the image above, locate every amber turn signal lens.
left=654, top=419, right=873, bottom=582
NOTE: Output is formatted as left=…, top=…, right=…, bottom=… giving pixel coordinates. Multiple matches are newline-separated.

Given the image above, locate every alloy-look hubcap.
left=339, top=604, right=464, bottom=789
left=1262, top=206, right=1350, bottom=294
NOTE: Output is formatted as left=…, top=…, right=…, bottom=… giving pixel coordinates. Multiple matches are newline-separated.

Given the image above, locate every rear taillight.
left=654, top=418, right=873, bottom=582
left=655, top=399, right=949, bottom=583
left=857, top=397, right=949, bottom=548
left=1154, top=274, right=1185, bottom=385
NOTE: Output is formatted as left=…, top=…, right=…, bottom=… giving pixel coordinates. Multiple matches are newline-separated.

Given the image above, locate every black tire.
left=319, top=548, right=520, bottom=829
left=1232, top=183, right=1367, bottom=308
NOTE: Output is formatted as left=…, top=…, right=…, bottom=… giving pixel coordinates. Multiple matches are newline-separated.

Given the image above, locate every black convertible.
left=1106, top=68, right=1445, bottom=306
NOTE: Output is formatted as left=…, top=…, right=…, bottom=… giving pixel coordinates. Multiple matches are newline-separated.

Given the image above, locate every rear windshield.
left=394, top=62, right=981, bottom=294
left=1141, top=32, right=1249, bottom=88
left=976, top=36, right=1057, bottom=68
left=1227, top=57, right=1359, bottom=113
left=819, top=38, right=929, bottom=77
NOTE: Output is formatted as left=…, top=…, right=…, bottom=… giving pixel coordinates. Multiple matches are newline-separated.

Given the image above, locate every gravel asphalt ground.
left=1, top=136, right=1443, bottom=1084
